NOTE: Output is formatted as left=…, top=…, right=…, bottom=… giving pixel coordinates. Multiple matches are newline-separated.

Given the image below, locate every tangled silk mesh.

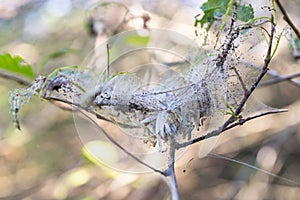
left=37, top=27, right=267, bottom=171
left=81, top=31, right=216, bottom=150
left=74, top=25, right=267, bottom=170
left=9, top=28, right=269, bottom=171
left=18, top=1, right=273, bottom=171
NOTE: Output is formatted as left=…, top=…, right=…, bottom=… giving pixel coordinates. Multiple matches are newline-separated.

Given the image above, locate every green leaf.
left=196, top=0, right=254, bottom=32
left=237, top=4, right=254, bottom=22
left=197, top=8, right=216, bottom=31
left=197, top=0, right=229, bottom=31
left=0, top=53, right=35, bottom=80
left=201, top=0, right=229, bottom=14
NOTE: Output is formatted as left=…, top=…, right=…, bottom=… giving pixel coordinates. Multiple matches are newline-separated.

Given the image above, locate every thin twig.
left=259, top=71, right=300, bottom=87
left=275, top=0, right=300, bottom=40
left=177, top=108, right=287, bottom=149
left=239, top=60, right=300, bottom=88
left=214, top=0, right=235, bottom=48
left=232, top=64, right=248, bottom=93
left=41, top=95, right=141, bottom=129
left=209, top=153, right=300, bottom=186
left=0, top=73, right=32, bottom=86
left=106, top=43, right=110, bottom=78
left=223, top=109, right=288, bottom=131
left=74, top=106, right=165, bottom=175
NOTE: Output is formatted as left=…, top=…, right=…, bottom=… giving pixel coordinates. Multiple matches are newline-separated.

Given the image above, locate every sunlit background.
left=1, top=0, right=300, bottom=199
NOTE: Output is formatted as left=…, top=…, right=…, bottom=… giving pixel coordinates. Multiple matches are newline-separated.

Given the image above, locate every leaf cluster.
left=0, top=53, right=35, bottom=80
left=195, top=0, right=254, bottom=32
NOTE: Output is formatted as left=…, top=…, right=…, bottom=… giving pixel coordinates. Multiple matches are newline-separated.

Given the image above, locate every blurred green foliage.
left=0, top=53, right=35, bottom=80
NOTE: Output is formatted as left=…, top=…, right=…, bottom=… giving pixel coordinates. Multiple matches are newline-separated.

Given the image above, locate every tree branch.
left=275, top=0, right=300, bottom=40
left=163, top=139, right=179, bottom=200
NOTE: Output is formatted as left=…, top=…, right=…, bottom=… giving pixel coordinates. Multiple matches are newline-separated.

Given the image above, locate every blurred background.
left=0, top=0, right=300, bottom=199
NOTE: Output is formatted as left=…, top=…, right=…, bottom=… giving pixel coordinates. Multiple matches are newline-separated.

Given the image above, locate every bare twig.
left=177, top=108, right=287, bottom=149
left=74, top=106, right=165, bottom=175
left=106, top=43, right=110, bottom=78
left=259, top=71, right=300, bottom=87
left=209, top=153, right=300, bottom=186
left=239, top=60, right=300, bottom=88
left=232, top=65, right=248, bottom=93
left=223, top=109, right=288, bottom=131
left=275, top=0, right=300, bottom=40
left=0, top=73, right=32, bottom=86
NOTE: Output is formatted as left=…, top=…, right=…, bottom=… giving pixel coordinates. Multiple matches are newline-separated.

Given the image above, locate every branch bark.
left=275, top=0, right=300, bottom=40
